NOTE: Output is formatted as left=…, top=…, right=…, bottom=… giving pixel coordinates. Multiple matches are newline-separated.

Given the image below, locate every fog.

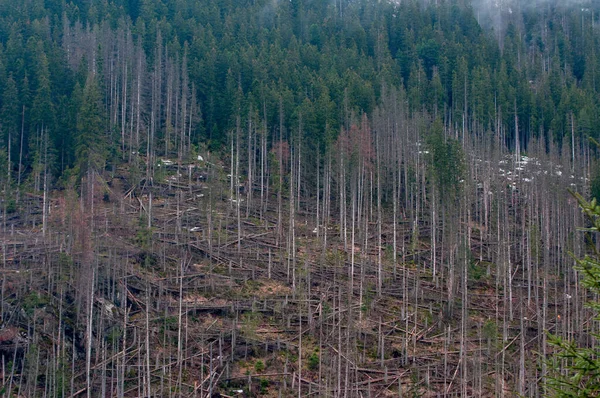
left=470, top=0, right=595, bottom=37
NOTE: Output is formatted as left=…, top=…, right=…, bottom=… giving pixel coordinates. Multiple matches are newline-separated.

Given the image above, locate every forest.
left=0, top=0, right=600, bottom=396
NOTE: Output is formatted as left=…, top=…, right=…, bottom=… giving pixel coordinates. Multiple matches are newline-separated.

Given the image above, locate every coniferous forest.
left=1, top=0, right=600, bottom=396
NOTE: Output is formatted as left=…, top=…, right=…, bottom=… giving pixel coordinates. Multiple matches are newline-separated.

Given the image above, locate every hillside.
left=0, top=0, right=599, bottom=396
left=1, top=126, right=592, bottom=397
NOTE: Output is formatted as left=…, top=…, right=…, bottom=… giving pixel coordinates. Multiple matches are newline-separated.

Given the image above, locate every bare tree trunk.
left=17, top=106, right=25, bottom=202
left=236, top=116, right=242, bottom=254
left=177, top=255, right=185, bottom=392
left=145, top=283, right=152, bottom=397
left=376, top=130, right=382, bottom=296
left=42, top=127, right=49, bottom=237
left=86, top=268, right=96, bottom=398
left=247, top=107, right=253, bottom=217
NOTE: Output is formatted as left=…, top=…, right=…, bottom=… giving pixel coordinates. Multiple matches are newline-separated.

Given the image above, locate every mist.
left=469, top=0, right=595, bottom=40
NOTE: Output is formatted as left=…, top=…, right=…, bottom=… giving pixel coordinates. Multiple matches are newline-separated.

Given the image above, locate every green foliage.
left=307, top=350, right=319, bottom=371
left=22, top=292, right=49, bottom=315
left=241, top=311, right=263, bottom=340
left=590, top=170, right=600, bottom=203
left=0, top=0, right=595, bottom=185
left=254, top=359, right=265, bottom=373
left=361, top=283, right=375, bottom=313
left=139, top=251, right=157, bottom=269
left=159, top=316, right=179, bottom=344
left=259, top=378, right=269, bottom=394
left=482, top=319, right=498, bottom=342
left=468, top=258, right=486, bottom=282
left=76, top=76, right=107, bottom=174
left=426, top=118, right=465, bottom=205
left=547, top=193, right=600, bottom=397
left=105, top=326, right=122, bottom=344
left=136, top=215, right=153, bottom=249
left=4, top=198, right=16, bottom=213
left=135, top=227, right=153, bottom=249
left=161, top=316, right=178, bottom=331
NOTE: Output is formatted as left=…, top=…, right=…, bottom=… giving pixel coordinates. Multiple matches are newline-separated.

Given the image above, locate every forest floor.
left=0, top=154, right=566, bottom=397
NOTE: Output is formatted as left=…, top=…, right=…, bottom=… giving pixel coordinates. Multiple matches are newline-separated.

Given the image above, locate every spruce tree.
left=548, top=193, right=600, bottom=397
left=76, top=75, right=106, bottom=175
